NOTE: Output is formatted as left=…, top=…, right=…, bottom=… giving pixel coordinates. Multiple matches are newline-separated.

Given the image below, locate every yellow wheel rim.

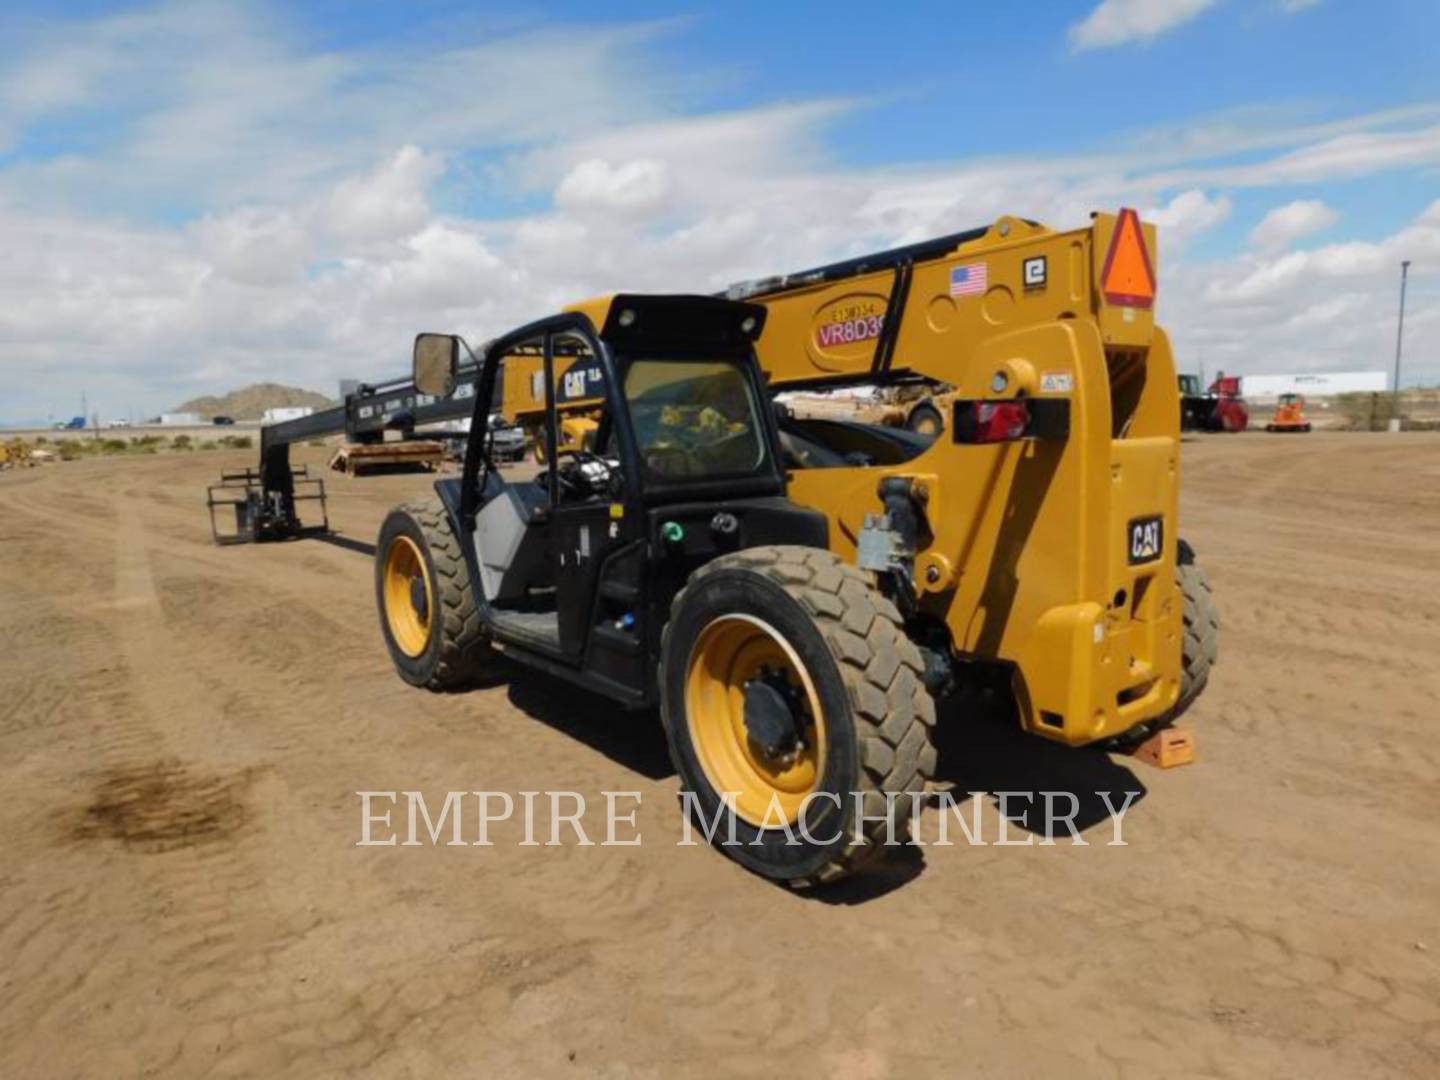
left=383, top=535, right=433, bottom=658
left=913, top=412, right=939, bottom=435
left=685, top=615, right=826, bottom=828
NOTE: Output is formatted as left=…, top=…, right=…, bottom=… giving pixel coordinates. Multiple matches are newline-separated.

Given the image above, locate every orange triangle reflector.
left=1101, top=208, right=1156, bottom=310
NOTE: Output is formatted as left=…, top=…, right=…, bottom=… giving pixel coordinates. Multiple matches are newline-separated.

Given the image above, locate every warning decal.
left=1040, top=371, right=1073, bottom=394
left=1100, top=208, right=1156, bottom=310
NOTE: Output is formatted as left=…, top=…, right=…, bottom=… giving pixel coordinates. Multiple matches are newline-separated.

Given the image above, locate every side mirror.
left=413, top=333, right=459, bottom=397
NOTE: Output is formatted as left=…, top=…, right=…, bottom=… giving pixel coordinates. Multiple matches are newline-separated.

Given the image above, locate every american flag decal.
left=949, top=262, right=987, bottom=297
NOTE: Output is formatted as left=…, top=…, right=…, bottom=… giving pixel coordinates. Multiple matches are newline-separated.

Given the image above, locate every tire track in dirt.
left=73, top=494, right=434, bottom=1077
left=11, top=497, right=276, bottom=1074
left=0, top=481, right=306, bottom=1076
left=1, top=468, right=603, bottom=1075
left=4, top=442, right=1440, bottom=1076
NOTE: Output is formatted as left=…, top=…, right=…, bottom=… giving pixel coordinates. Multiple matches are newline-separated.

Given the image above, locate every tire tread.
left=385, top=498, right=491, bottom=690
left=1175, top=549, right=1219, bottom=718
left=662, top=544, right=936, bottom=888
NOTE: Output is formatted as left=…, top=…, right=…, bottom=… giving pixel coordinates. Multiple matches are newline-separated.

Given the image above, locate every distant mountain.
left=175, top=383, right=336, bottom=420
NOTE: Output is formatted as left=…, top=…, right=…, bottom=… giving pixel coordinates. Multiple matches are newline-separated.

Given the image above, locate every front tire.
left=660, top=546, right=937, bottom=887
left=375, top=498, right=492, bottom=689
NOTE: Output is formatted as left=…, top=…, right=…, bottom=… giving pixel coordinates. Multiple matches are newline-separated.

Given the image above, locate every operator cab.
left=412, top=295, right=808, bottom=701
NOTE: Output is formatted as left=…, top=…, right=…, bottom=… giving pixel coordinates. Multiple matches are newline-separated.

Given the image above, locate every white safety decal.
left=1040, top=371, right=1073, bottom=394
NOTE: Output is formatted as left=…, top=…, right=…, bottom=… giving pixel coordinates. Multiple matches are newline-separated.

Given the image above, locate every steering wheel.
left=549, top=448, right=613, bottom=498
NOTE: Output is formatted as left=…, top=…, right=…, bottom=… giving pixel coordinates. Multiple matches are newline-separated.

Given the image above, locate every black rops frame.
left=457, top=294, right=773, bottom=533
left=458, top=311, right=604, bottom=533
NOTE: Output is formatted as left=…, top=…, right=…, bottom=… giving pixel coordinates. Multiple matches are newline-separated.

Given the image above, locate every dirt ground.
left=2, top=431, right=1438, bottom=1078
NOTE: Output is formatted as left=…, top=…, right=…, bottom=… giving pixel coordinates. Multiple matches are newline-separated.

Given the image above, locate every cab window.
left=623, top=358, right=766, bottom=481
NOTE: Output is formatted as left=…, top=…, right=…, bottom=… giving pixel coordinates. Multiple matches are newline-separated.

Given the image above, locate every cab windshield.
left=623, top=358, right=766, bottom=481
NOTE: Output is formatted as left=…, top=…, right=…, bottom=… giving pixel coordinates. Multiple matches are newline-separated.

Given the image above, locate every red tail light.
left=951, top=397, right=1069, bottom=443
left=976, top=401, right=1029, bottom=442
left=954, top=399, right=1030, bottom=443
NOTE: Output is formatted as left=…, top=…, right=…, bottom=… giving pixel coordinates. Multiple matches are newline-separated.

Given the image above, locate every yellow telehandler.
left=221, top=208, right=1216, bottom=885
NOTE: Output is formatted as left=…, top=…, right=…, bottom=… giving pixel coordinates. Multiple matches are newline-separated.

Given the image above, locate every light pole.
left=1393, top=260, right=1410, bottom=397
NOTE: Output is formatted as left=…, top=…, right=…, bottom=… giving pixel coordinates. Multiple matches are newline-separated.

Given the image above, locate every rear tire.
left=1107, top=538, right=1218, bottom=751
left=660, top=545, right=937, bottom=888
left=376, top=498, right=493, bottom=690
left=1175, top=538, right=1219, bottom=718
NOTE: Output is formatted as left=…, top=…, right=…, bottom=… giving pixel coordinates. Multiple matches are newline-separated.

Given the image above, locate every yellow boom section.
left=750, top=213, right=1157, bottom=384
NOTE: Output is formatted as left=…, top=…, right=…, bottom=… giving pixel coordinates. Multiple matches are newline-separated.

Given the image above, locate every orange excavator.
left=1265, top=392, right=1312, bottom=433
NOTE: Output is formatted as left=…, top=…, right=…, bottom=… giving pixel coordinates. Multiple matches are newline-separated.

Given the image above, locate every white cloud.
left=325, top=146, right=445, bottom=246
left=1249, top=199, right=1338, bottom=250
left=1123, top=103, right=1440, bottom=173
left=1159, top=201, right=1437, bottom=383
left=0, top=4, right=678, bottom=214
left=1, top=3, right=1439, bottom=421
left=1280, top=0, right=1321, bottom=12
left=554, top=159, right=671, bottom=216
left=193, top=207, right=310, bottom=287
left=1230, top=124, right=1440, bottom=185
left=1069, top=0, right=1217, bottom=51
left=1136, top=122, right=1440, bottom=196
left=1144, top=188, right=1233, bottom=248
left=511, top=101, right=846, bottom=212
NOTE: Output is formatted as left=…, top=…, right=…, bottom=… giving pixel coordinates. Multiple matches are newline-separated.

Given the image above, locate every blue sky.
left=1, top=0, right=1438, bottom=421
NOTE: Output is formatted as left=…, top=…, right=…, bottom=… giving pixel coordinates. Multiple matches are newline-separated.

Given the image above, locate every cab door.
left=541, top=330, right=645, bottom=692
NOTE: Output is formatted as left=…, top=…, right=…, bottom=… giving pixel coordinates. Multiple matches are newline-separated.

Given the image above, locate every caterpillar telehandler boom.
left=360, top=208, right=1218, bottom=886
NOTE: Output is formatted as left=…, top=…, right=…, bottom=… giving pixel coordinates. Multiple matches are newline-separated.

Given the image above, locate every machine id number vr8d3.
left=1128, top=516, right=1164, bottom=565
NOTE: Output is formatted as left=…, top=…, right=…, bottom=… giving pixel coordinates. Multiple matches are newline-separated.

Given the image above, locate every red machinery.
left=1207, top=375, right=1249, bottom=433
left=1178, top=373, right=1248, bottom=433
